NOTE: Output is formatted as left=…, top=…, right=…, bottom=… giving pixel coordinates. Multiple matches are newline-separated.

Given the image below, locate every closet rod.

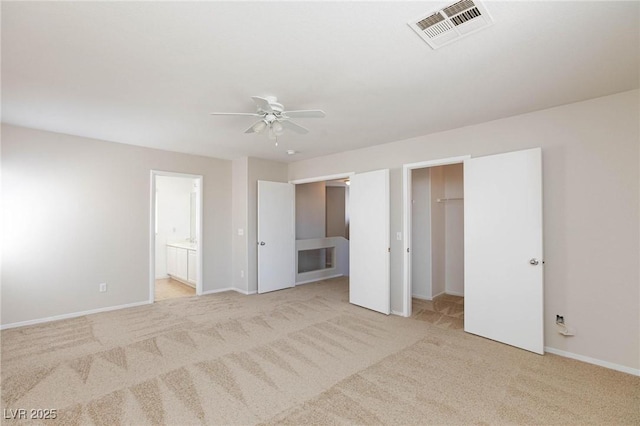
left=436, top=197, right=464, bottom=202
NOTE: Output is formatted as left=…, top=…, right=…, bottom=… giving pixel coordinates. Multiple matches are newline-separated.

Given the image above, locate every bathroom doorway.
left=150, top=171, right=203, bottom=301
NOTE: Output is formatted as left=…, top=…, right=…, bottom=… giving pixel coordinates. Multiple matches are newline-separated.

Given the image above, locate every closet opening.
left=402, top=156, right=469, bottom=318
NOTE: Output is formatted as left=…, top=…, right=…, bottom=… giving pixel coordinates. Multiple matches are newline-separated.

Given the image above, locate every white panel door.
left=258, top=180, right=295, bottom=294
left=464, top=148, right=544, bottom=354
left=349, top=169, right=390, bottom=314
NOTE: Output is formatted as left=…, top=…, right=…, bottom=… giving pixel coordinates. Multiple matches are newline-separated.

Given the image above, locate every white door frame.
left=289, top=172, right=355, bottom=185
left=402, top=155, right=470, bottom=317
left=149, top=170, right=204, bottom=302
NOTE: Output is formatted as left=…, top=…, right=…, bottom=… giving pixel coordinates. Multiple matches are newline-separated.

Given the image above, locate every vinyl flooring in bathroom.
left=155, top=277, right=196, bottom=301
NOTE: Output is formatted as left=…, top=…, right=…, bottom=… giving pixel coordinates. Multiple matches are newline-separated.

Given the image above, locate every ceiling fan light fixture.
left=252, top=120, right=267, bottom=133
left=272, top=121, right=284, bottom=136
left=210, top=96, right=325, bottom=142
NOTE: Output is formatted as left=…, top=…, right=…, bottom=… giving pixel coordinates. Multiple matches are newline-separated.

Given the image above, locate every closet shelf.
left=436, top=197, right=463, bottom=203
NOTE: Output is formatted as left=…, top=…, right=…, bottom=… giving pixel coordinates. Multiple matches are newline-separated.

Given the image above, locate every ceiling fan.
left=210, top=96, right=325, bottom=140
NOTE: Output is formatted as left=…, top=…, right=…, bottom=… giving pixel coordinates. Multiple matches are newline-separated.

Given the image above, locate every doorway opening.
left=293, top=176, right=351, bottom=286
left=150, top=171, right=203, bottom=302
left=402, top=156, right=469, bottom=317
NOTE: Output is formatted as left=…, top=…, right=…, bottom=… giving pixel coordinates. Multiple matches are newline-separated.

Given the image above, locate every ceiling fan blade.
left=244, top=121, right=259, bottom=134
left=281, top=120, right=309, bottom=134
left=282, top=110, right=326, bottom=118
left=210, top=112, right=261, bottom=117
left=251, top=96, right=274, bottom=113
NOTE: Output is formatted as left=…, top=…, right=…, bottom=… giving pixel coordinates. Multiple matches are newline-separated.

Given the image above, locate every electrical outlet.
left=556, top=314, right=564, bottom=324
left=99, top=283, right=107, bottom=292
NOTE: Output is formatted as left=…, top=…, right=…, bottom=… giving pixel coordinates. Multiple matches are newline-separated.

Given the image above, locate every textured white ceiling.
left=2, top=1, right=638, bottom=162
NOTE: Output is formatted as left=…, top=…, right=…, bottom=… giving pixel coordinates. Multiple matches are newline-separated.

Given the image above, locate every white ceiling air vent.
left=408, top=0, right=493, bottom=49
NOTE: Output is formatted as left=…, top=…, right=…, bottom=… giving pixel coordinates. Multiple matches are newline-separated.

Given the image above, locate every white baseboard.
left=201, top=287, right=235, bottom=295
left=296, top=274, right=343, bottom=286
left=0, top=300, right=151, bottom=330
left=545, top=346, right=639, bottom=376
left=202, top=287, right=257, bottom=296
left=411, top=294, right=432, bottom=301
left=391, top=310, right=406, bottom=317
left=431, top=291, right=445, bottom=299
left=412, top=291, right=463, bottom=301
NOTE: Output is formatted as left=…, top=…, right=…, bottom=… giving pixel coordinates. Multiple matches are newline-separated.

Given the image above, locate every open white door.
left=464, top=148, right=544, bottom=354
left=257, top=180, right=295, bottom=294
left=349, top=169, right=390, bottom=314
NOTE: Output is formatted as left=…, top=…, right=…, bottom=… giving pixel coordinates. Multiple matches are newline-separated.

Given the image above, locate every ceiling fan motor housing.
left=261, top=96, right=284, bottom=113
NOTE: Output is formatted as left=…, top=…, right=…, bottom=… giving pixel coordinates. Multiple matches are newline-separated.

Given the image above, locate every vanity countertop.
left=167, top=242, right=197, bottom=250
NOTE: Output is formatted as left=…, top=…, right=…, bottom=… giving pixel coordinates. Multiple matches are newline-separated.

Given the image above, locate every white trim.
left=391, top=310, right=406, bottom=317
left=289, top=172, right=355, bottom=185
left=201, top=287, right=235, bottom=295
left=411, top=294, right=432, bottom=301
left=234, top=288, right=257, bottom=295
left=150, top=171, right=204, bottom=303
left=402, top=155, right=470, bottom=318
left=1, top=301, right=151, bottom=330
left=201, top=287, right=257, bottom=296
left=296, top=274, right=343, bottom=285
left=544, top=347, right=640, bottom=376
left=445, top=290, right=464, bottom=297
left=431, top=290, right=446, bottom=299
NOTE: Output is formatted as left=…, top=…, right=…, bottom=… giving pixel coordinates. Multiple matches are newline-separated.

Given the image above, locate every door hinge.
left=388, top=247, right=391, bottom=253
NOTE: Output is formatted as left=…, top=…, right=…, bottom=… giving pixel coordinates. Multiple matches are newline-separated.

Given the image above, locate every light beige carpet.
left=1, top=277, right=638, bottom=425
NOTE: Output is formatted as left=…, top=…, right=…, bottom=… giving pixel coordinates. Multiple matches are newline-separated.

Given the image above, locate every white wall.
left=154, top=175, right=194, bottom=279
left=232, top=157, right=249, bottom=292
left=1, top=124, right=232, bottom=326
left=287, top=90, right=640, bottom=371
left=411, top=167, right=431, bottom=299
left=430, top=166, right=446, bottom=297
left=295, top=181, right=326, bottom=239
left=444, top=163, right=464, bottom=296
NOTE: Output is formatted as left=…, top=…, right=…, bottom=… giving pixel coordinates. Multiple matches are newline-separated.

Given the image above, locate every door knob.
left=259, top=241, right=266, bottom=246
left=529, top=258, right=539, bottom=265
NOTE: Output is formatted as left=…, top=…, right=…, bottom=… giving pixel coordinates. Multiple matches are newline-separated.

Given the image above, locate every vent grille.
left=450, top=7, right=482, bottom=26
left=423, top=20, right=454, bottom=38
left=416, top=13, right=444, bottom=31
left=408, top=0, right=493, bottom=49
left=443, top=0, right=475, bottom=18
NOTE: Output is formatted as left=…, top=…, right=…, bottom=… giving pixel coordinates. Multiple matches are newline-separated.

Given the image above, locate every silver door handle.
left=529, top=258, right=539, bottom=265
left=259, top=241, right=266, bottom=246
